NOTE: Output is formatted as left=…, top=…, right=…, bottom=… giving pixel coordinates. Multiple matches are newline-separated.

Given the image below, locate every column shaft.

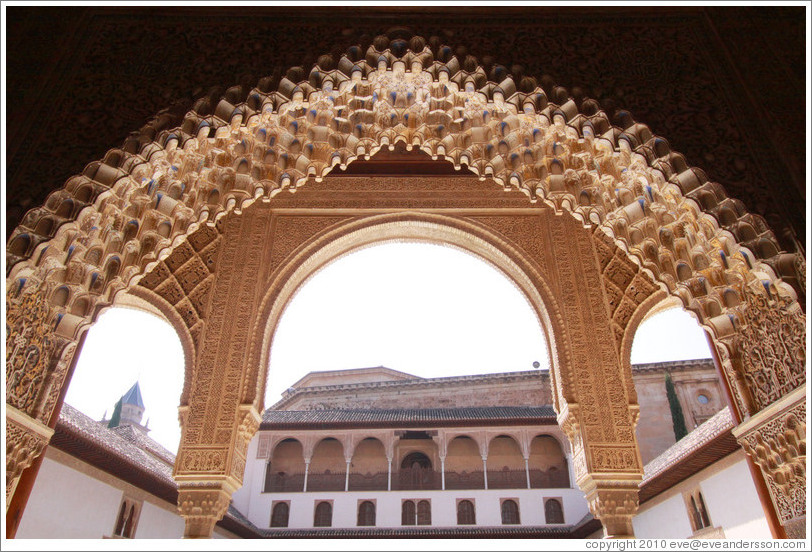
left=440, top=457, right=446, bottom=491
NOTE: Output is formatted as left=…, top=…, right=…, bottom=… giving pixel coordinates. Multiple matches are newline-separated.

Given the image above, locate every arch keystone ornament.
left=5, top=34, right=805, bottom=538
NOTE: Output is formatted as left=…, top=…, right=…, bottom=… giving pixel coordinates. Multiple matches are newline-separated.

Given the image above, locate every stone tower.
left=119, top=382, right=149, bottom=434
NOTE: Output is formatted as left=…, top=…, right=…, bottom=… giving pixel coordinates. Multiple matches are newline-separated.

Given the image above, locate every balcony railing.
left=265, top=472, right=305, bottom=493
left=264, top=466, right=569, bottom=493
left=349, top=471, right=389, bottom=491
left=529, top=467, right=569, bottom=488
left=444, top=470, right=485, bottom=490
left=394, top=468, right=441, bottom=491
left=304, top=472, right=345, bottom=492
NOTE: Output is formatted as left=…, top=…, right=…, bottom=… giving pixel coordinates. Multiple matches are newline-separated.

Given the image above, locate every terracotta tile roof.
left=110, top=424, right=175, bottom=465
left=639, top=407, right=738, bottom=502
left=56, top=403, right=174, bottom=487
left=643, top=407, right=734, bottom=480
left=261, top=406, right=558, bottom=429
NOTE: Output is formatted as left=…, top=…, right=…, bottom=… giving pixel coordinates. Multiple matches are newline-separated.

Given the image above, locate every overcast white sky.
left=65, top=242, right=712, bottom=453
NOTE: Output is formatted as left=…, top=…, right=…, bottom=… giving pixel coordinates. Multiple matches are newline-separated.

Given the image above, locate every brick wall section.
left=273, top=371, right=552, bottom=411
left=632, top=360, right=723, bottom=464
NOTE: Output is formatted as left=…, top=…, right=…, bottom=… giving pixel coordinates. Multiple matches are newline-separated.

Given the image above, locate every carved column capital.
left=584, top=482, right=640, bottom=539
left=6, top=405, right=54, bottom=509
left=733, top=384, right=806, bottom=538
left=177, top=481, right=236, bottom=538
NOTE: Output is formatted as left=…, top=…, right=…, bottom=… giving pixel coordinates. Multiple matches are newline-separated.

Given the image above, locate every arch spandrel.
left=5, top=36, right=805, bottom=538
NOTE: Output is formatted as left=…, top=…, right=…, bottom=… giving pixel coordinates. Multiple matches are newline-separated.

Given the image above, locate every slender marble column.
left=524, top=457, right=531, bottom=489
left=303, top=460, right=310, bottom=492
left=440, top=457, right=446, bottom=491
left=482, top=457, right=488, bottom=490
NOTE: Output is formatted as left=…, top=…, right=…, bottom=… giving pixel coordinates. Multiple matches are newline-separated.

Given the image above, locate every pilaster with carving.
left=6, top=286, right=77, bottom=509
left=734, top=385, right=806, bottom=538
left=173, top=210, right=270, bottom=537
left=6, top=406, right=54, bottom=508
left=559, top=403, right=642, bottom=538
left=717, top=286, right=807, bottom=537
left=550, top=217, right=644, bottom=538
left=731, top=288, right=805, bottom=414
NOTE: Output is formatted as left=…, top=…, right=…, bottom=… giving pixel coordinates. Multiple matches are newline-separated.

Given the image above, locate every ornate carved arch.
left=249, top=212, right=569, bottom=411
left=6, top=34, right=805, bottom=538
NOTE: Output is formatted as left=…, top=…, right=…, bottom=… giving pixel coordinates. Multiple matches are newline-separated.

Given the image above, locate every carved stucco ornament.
left=6, top=406, right=54, bottom=508
left=734, top=287, right=805, bottom=413
left=177, top=482, right=236, bottom=539
left=734, top=385, right=806, bottom=538
left=4, top=37, right=806, bottom=538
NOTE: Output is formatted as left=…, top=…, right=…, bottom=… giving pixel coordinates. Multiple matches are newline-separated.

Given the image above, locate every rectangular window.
left=270, top=501, right=290, bottom=528
left=402, top=499, right=431, bottom=526
left=357, top=499, right=376, bottom=526
left=544, top=497, right=564, bottom=524
left=456, top=499, right=476, bottom=525
left=314, top=500, right=333, bottom=527
left=500, top=498, right=520, bottom=525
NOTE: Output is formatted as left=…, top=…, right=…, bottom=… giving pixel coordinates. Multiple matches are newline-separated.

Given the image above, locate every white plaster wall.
left=212, top=527, right=238, bottom=538
left=16, top=456, right=123, bottom=538
left=134, top=501, right=185, bottom=538
left=634, top=451, right=771, bottom=539
left=633, top=493, right=694, bottom=539
left=18, top=450, right=242, bottom=539
left=232, top=435, right=258, bottom=515
left=247, top=482, right=589, bottom=530
left=700, top=454, right=771, bottom=539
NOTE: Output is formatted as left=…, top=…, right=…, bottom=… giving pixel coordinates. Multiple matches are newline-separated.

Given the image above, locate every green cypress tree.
left=107, top=398, right=122, bottom=428
left=665, top=371, right=688, bottom=441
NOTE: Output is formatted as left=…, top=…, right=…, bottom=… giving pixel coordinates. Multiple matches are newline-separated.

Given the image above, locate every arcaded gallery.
left=4, top=5, right=807, bottom=541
